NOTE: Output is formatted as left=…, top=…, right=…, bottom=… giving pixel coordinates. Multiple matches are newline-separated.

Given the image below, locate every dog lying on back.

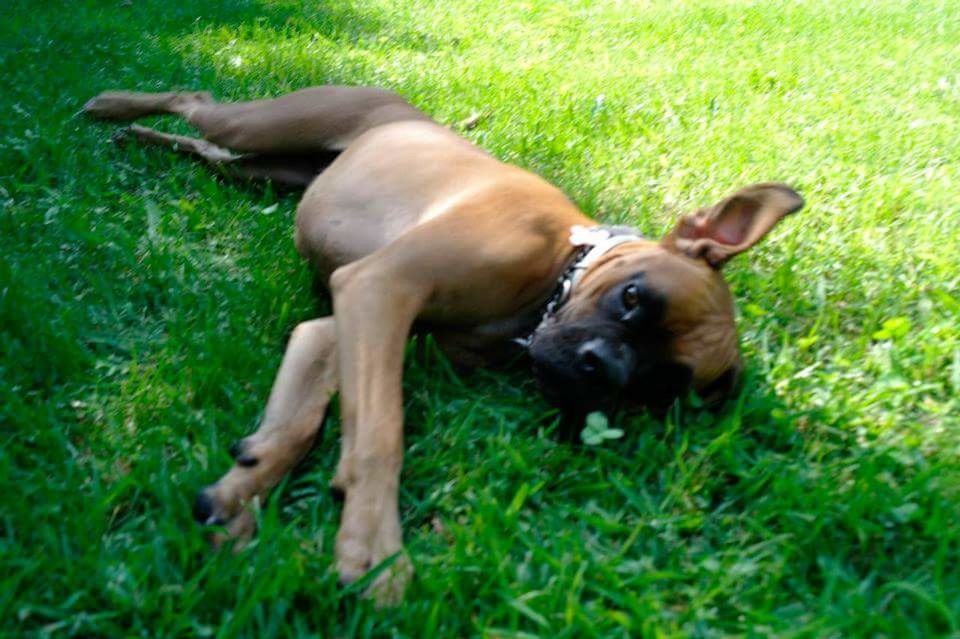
left=85, top=85, right=803, bottom=603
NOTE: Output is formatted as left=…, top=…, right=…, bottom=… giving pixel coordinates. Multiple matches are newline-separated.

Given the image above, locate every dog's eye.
left=622, top=284, right=641, bottom=309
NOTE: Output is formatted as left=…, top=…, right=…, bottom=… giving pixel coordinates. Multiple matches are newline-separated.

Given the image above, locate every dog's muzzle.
left=528, top=321, right=637, bottom=412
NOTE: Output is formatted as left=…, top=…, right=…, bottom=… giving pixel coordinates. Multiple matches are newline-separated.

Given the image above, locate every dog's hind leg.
left=123, top=124, right=241, bottom=163
left=121, top=124, right=328, bottom=188
left=83, top=90, right=215, bottom=122
left=86, top=86, right=432, bottom=155
left=193, top=317, right=338, bottom=545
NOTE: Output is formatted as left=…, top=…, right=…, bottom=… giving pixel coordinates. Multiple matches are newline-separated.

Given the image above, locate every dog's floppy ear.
left=663, top=183, right=804, bottom=268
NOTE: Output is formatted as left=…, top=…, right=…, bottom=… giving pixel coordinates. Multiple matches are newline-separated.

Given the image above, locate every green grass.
left=2, top=0, right=959, bottom=636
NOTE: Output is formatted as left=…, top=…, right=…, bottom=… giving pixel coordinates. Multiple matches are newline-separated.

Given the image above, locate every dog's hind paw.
left=83, top=90, right=214, bottom=121
left=83, top=91, right=154, bottom=121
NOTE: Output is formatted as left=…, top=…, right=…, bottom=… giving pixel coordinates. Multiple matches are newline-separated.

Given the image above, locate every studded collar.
left=514, top=224, right=645, bottom=348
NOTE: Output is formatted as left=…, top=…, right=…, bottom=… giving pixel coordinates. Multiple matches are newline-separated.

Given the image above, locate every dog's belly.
left=294, top=120, right=498, bottom=283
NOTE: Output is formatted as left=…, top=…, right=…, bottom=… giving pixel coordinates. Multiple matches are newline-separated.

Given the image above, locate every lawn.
left=2, top=0, right=959, bottom=636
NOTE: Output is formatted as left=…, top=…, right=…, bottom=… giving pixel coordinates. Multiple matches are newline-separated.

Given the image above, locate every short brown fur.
left=85, top=86, right=802, bottom=604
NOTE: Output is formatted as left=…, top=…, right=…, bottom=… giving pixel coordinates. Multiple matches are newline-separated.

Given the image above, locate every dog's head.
left=529, top=183, right=803, bottom=415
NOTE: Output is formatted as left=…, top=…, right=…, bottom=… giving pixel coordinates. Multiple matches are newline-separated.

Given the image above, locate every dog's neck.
left=566, top=224, right=647, bottom=290
left=514, top=224, right=646, bottom=348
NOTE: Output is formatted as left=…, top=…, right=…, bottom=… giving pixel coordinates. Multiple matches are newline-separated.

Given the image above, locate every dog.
left=84, top=86, right=803, bottom=604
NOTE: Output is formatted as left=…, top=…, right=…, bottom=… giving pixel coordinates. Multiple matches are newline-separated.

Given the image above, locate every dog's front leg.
left=329, top=261, right=428, bottom=605
left=194, top=317, right=337, bottom=544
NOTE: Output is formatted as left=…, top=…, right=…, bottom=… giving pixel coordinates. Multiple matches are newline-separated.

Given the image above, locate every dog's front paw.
left=193, top=481, right=259, bottom=548
left=338, top=541, right=412, bottom=607
left=335, top=490, right=411, bottom=606
left=193, top=438, right=269, bottom=545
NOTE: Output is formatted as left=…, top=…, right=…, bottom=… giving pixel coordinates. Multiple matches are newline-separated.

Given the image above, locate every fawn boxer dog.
left=84, top=86, right=803, bottom=603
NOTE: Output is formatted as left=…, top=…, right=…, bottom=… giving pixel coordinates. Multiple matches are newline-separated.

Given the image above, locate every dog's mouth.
left=528, top=321, right=693, bottom=415
left=530, top=359, right=620, bottom=413
left=528, top=323, right=633, bottom=413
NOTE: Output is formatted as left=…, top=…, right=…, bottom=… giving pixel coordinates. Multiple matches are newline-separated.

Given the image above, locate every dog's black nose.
left=576, top=338, right=633, bottom=387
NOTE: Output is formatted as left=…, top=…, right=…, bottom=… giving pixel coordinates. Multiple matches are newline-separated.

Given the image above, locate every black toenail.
left=229, top=440, right=258, bottom=467
left=193, top=490, right=221, bottom=525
